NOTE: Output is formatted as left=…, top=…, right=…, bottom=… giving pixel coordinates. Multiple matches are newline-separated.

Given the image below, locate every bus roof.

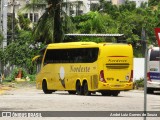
left=149, top=47, right=160, bottom=50
left=47, top=42, right=98, bottom=49
left=47, top=42, right=130, bottom=49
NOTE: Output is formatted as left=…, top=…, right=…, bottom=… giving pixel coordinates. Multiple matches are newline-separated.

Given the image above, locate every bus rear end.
left=98, top=44, right=133, bottom=96
left=147, top=47, right=160, bottom=94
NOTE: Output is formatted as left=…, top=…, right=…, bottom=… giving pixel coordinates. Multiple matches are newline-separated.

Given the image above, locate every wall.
left=133, top=58, right=144, bottom=80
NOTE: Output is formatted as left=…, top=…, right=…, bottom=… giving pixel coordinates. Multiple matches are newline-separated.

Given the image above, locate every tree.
left=19, top=0, right=160, bottom=57
left=3, top=30, right=39, bottom=74
left=18, top=14, right=32, bottom=31
left=23, top=0, right=64, bottom=44
left=0, top=31, right=3, bottom=44
left=72, top=1, right=160, bottom=57
left=149, top=0, right=160, bottom=6
left=73, top=11, right=118, bottom=34
left=0, top=13, right=39, bottom=75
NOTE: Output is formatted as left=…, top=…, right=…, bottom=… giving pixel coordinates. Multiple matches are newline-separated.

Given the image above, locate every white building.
left=111, top=0, right=148, bottom=7
left=130, top=0, right=148, bottom=7
left=62, top=0, right=99, bottom=16
left=134, top=58, right=144, bottom=80
left=63, top=0, right=148, bottom=16
left=5, top=0, right=149, bottom=21
left=7, top=0, right=45, bottom=22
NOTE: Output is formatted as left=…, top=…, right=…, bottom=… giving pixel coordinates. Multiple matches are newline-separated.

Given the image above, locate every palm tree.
left=22, top=0, right=64, bottom=44
left=51, top=0, right=64, bottom=43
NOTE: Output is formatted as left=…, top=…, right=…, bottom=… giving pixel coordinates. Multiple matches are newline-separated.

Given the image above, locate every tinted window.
left=150, top=50, right=160, bottom=61
left=44, top=48, right=99, bottom=64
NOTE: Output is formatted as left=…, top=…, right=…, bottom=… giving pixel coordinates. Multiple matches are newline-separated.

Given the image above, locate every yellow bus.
left=36, top=42, right=133, bottom=96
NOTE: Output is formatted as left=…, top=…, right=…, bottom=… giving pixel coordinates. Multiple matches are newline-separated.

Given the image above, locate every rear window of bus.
left=150, top=50, right=160, bottom=61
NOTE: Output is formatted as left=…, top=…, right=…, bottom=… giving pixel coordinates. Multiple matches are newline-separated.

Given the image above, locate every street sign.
left=154, top=28, right=160, bottom=47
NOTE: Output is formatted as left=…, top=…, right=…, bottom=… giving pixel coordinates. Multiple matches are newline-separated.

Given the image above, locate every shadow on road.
left=147, top=91, right=160, bottom=95
left=153, top=92, right=160, bottom=95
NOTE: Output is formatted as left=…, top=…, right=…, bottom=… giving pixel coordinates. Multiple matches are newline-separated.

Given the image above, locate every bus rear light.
left=100, top=70, right=106, bottom=83
left=147, top=72, right=151, bottom=81
left=129, top=70, right=133, bottom=82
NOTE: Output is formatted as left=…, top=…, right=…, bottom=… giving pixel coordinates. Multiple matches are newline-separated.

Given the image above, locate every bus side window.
left=75, top=56, right=83, bottom=62
left=43, top=48, right=99, bottom=64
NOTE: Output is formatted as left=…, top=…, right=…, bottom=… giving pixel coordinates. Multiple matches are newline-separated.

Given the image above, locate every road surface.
left=0, top=85, right=159, bottom=120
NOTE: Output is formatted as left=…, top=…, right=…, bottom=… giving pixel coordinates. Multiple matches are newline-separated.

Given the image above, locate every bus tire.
left=83, top=82, right=91, bottom=96
left=42, top=80, right=52, bottom=94
left=101, top=91, right=111, bottom=96
left=111, top=91, right=120, bottom=96
left=76, top=81, right=83, bottom=95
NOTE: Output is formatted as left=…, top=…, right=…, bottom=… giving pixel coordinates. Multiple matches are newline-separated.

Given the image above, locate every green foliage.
left=62, top=15, right=76, bottom=34
left=33, top=12, right=54, bottom=44
left=32, top=0, right=64, bottom=43
left=0, top=32, right=3, bottom=44
left=2, top=30, right=39, bottom=74
left=149, top=0, right=160, bottom=6
left=73, top=11, right=118, bottom=34
left=71, top=2, right=160, bottom=57
left=10, top=68, right=19, bottom=81
left=18, top=14, right=32, bottom=30
left=27, top=74, right=36, bottom=81
left=7, top=67, right=27, bottom=81
left=119, top=0, right=136, bottom=12
left=134, top=78, right=144, bottom=89
left=7, top=15, right=19, bottom=43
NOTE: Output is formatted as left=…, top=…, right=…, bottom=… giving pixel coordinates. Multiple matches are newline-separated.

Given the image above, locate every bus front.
left=98, top=44, right=133, bottom=96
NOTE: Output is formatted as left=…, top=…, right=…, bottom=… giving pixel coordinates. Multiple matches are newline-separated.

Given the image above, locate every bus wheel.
left=83, top=82, right=91, bottom=96
left=76, top=81, right=83, bottom=95
left=111, top=91, right=120, bottom=96
left=42, top=80, right=52, bottom=94
left=68, top=91, right=76, bottom=94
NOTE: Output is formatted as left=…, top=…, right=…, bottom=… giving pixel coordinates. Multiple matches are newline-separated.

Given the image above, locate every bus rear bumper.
left=147, top=81, right=160, bottom=89
left=98, top=82, right=133, bottom=91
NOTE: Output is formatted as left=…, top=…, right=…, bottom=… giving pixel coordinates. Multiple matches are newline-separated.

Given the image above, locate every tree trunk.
left=51, top=0, right=63, bottom=43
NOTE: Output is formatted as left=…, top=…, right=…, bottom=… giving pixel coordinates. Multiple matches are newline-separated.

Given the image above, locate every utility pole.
left=0, top=0, right=2, bottom=31
left=65, top=0, right=68, bottom=32
left=32, top=0, right=35, bottom=29
left=90, top=0, right=91, bottom=11
left=0, top=0, right=7, bottom=76
left=2, top=0, right=7, bottom=49
left=12, top=0, right=15, bottom=41
left=142, top=27, right=147, bottom=120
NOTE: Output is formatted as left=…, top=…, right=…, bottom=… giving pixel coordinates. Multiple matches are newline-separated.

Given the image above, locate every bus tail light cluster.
left=129, top=70, right=133, bottom=82
left=147, top=72, right=151, bottom=81
left=100, top=70, right=106, bottom=83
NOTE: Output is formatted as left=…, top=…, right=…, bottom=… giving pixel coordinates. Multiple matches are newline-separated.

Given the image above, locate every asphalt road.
left=0, top=86, right=159, bottom=120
